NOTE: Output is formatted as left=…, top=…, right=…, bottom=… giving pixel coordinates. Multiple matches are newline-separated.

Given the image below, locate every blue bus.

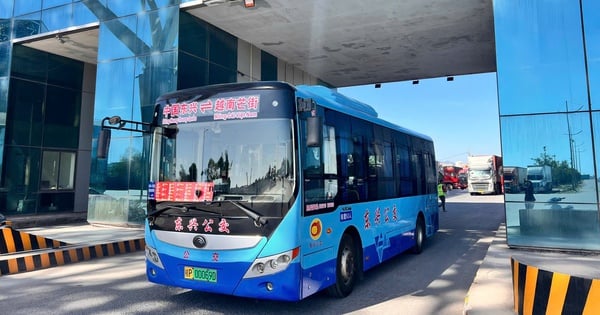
left=104, top=81, right=438, bottom=301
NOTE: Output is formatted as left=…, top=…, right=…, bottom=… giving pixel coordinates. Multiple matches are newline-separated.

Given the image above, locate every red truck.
left=440, top=165, right=465, bottom=191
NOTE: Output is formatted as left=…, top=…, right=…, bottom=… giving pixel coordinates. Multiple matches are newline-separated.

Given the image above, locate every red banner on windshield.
left=154, top=182, right=214, bottom=202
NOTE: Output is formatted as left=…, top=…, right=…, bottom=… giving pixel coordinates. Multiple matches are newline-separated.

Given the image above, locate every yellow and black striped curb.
left=0, top=238, right=145, bottom=276
left=1, top=226, right=68, bottom=254
left=512, top=256, right=600, bottom=315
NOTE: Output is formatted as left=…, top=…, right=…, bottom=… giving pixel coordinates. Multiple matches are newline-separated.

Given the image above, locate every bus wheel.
left=412, top=217, right=425, bottom=254
left=327, top=233, right=357, bottom=298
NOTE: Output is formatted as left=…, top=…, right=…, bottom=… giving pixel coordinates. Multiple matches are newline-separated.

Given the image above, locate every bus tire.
left=327, top=233, right=357, bottom=298
left=412, top=217, right=425, bottom=254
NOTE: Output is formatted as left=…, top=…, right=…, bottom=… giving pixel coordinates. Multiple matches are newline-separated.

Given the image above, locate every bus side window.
left=303, top=125, right=338, bottom=204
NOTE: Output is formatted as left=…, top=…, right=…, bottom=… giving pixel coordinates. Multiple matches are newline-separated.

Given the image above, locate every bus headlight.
left=243, top=247, right=299, bottom=278
left=269, top=259, right=278, bottom=269
left=145, top=245, right=164, bottom=269
left=255, top=262, right=266, bottom=274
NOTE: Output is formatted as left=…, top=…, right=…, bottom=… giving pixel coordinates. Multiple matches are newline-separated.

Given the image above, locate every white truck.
left=526, top=165, right=552, bottom=193
left=503, top=166, right=527, bottom=193
left=467, top=155, right=503, bottom=195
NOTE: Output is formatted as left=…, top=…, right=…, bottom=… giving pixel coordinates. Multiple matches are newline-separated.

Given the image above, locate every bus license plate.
left=184, top=266, right=217, bottom=283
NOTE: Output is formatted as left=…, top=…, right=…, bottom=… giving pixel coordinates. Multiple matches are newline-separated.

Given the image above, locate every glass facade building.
left=495, top=0, right=600, bottom=251
left=0, top=0, right=317, bottom=225
left=0, top=0, right=598, bottom=251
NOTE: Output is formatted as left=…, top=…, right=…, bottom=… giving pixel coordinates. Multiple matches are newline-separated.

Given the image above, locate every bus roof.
left=295, top=84, right=433, bottom=142
left=155, top=81, right=296, bottom=103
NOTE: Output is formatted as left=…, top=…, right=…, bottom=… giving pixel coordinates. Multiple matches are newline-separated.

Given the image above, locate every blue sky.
left=338, top=72, right=501, bottom=165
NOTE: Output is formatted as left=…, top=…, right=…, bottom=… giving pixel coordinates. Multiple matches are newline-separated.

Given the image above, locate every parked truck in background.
left=467, top=155, right=503, bottom=195
left=457, top=167, right=468, bottom=190
left=527, top=165, right=553, bottom=193
left=503, top=166, right=527, bottom=193
left=440, top=165, right=464, bottom=191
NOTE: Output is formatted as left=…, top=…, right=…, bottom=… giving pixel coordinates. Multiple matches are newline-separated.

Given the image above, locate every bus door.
left=299, top=110, right=340, bottom=294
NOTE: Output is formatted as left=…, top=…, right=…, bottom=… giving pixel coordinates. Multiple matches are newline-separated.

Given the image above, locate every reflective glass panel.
left=11, top=45, right=47, bottom=82
left=38, top=191, right=74, bottom=212
left=505, top=201, right=600, bottom=251
left=136, top=6, right=178, bottom=55
left=43, top=0, right=71, bottom=10
left=13, top=12, right=42, bottom=39
left=47, top=52, right=83, bottom=89
left=44, top=86, right=81, bottom=149
left=107, top=0, right=143, bottom=17
left=0, top=19, right=10, bottom=42
left=94, top=58, right=135, bottom=120
left=179, top=12, right=208, bottom=59
left=2, top=146, right=41, bottom=214
left=59, top=151, right=76, bottom=189
left=127, top=135, right=148, bottom=223
left=501, top=113, right=595, bottom=204
left=0, top=43, right=9, bottom=76
left=0, top=1, right=14, bottom=19
left=177, top=52, right=208, bottom=90
left=6, top=79, right=44, bottom=146
left=41, top=151, right=60, bottom=190
left=209, top=26, right=236, bottom=69
left=73, top=1, right=98, bottom=26
left=494, top=0, right=588, bottom=115
left=209, top=63, right=236, bottom=85
left=133, top=51, right=177, bottom=116
left=14, top=1, right=41, bottom=16
left=261, top=51, right=277, bottom=81
left=583, top=0, right=600, bottom=110
left=0, top=76, right=8, bottom=112
left=97, top=15, right=137, bottom=61
left=591, top=112, right=600, bottom=201
left=41, top=4, right=73, bottom=32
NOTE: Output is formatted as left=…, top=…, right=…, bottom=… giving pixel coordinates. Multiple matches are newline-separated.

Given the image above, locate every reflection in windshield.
left=158, top=119, right=295, bottom=202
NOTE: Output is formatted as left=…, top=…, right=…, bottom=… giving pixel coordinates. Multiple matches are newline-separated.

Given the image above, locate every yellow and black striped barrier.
left=512, top=256, right=600, bottom=315
left=1, top=226, right=68, bottom=254
left=0, top=238, right=145, bottom=276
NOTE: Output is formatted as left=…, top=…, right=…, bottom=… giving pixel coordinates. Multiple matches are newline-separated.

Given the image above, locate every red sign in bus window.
left=154, top=182, right=214, bottom=202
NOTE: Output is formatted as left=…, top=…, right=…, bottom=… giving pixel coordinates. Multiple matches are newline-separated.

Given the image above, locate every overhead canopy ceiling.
left=186, top=0, right=496, bottom=87
left=19, top=0, right=496, bottom=88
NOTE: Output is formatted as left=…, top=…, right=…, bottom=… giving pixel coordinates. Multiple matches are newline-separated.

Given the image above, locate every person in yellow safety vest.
left=437, top=181, right=447, bottom=212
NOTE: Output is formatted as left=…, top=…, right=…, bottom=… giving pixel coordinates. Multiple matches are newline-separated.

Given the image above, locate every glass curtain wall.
left=0, top=1, right=16, bottom=194
left=87, top=1, right=179, bottom=224
left=0, top=1, right=98, bottom=215
left=494, top=0, right=600, bottom=251
left=88, top=5, right=242, bottom=225
left=177, top=11, right=237, bottom=90
left=4, top=45, right=83, bottom=214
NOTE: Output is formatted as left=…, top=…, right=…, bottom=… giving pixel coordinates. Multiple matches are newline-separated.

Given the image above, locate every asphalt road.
left=0, top=190, right=504, bottom=315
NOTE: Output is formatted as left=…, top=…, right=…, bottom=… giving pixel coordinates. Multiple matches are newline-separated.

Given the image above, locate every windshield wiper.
left=227, top=200, right=268, bottom=227
left=147, top=203, right=220, bottom=218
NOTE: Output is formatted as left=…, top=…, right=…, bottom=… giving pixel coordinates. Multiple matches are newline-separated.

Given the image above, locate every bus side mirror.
left=97, top=129, right=111, bottom=159
left=306, top=116, right=322, bottom=147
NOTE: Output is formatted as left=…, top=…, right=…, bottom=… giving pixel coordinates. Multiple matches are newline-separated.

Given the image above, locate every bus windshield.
left=470, top=168, right=492, bottom=179
left=157, top=118, right=295, bottom=204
